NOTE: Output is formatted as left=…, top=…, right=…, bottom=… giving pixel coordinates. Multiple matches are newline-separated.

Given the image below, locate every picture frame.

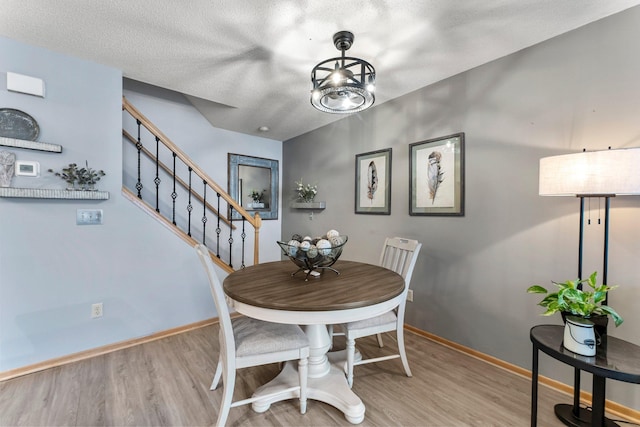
left=355, top=148, right=392, bottom=215
left=228, top=153, right=279, bottom=220
left=409, top=133, right=465, bottom=216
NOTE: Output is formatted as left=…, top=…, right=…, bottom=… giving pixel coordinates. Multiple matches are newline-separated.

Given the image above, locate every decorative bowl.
left=277, top=235, right=348, bottom=280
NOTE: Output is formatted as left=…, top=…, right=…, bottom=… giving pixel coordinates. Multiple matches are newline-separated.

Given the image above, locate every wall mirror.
left=228, top=153, right=279, bottom=220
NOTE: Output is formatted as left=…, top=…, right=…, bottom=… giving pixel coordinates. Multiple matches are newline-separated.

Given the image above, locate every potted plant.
left=528, top=271, right=623, bottom=355
left=248, top=189, right=266, bottom=209
left=48, top=163, right=80, bottom=190
left=77, top=161, right=106, bottom=190
left=49, top=161, right=105, bottom=190
left=527, top=271, right=623, bottom=327
left=295, top=179, right=318, bottom=203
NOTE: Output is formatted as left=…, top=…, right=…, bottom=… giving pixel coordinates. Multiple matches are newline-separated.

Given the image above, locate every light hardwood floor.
left=0, top=324, right=592, bottom=426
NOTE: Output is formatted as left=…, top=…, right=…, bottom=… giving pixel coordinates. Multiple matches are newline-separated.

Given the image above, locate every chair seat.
left=233, top=316, right=308, bottom=357
left=345, top=310, right=397, bottom=331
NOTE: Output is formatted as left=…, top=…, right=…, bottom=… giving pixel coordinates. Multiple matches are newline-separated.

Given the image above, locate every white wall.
left=0, top=36, right=282, bottom=372
left=283, top=7, right=640, bottom=409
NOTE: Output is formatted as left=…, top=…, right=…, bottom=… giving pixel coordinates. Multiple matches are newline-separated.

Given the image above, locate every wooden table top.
left=223, top=260, right=404, bottom=312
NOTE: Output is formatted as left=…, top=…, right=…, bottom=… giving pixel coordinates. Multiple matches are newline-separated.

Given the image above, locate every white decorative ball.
left=307, top=245, right=318, bottom=258
left=329, top=235, right=345, bottom=247
left=303, top=235, right=312, bottom=241
left=287, top=240, right=300, bottom=256
left=317, top=239, right=332, bottom=255
left=300, top=241, right=311, bottom=251
left=326, top=229, right=340, bottom=239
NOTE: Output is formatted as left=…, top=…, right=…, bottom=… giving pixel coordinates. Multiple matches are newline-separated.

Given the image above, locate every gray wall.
left=283, top=8, right=640, bottom=409
left=0, top=36, right=281, bottom=372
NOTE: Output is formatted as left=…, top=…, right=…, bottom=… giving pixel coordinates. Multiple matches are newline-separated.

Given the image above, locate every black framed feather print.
left=409, top=133, right=465, bottom=216
left=355, top=148, right=392, bottom=215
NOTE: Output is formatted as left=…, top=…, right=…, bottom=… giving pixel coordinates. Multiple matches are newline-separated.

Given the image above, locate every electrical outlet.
left=91, top=303, right=103, bottom=318
left=407, top=289, right=414, bottom=302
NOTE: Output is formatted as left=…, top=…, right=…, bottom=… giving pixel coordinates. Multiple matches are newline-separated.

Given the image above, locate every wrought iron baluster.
left=154, top=136, right=161, bottom=212
left=228, top=216, right=234, bottom=269
left=187, top=167, right=193, bottom=237
left=241, top=218, right=246, bottom=268
left=123, top=102, right=265, bottom=273
left=135, top=120, right=143, bottom=198
left=202, top=180, right=208, bottom=244
left=171, top=152, right=177, bottom=225
left=215, top=193, right=222, bottom=258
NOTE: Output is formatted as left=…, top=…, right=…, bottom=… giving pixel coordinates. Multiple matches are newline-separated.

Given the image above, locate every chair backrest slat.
left=379, top=237, right=422, bottom=292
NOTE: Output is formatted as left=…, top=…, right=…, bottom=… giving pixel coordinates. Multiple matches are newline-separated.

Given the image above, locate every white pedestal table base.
left=251, top=326, right=365, bottom=424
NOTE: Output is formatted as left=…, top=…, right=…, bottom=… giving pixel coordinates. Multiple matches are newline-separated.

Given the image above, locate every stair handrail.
left=122, top=129, right=235, bottom=230
left=122, top=96, right=261, bottom=264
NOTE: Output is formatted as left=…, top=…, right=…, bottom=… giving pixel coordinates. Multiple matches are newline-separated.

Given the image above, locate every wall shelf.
left=0, top=187, right=109, bottom=200
left=0, top=136, right=63, bottom=153
left=290, top=201, right=326, bottom=210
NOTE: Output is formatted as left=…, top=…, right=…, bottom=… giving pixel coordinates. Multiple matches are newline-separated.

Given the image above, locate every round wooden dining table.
left=223, top=259, right=405, bottom=424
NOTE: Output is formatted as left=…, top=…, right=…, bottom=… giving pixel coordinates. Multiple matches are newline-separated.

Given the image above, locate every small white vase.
left=563, top=316, right=596, bottom=356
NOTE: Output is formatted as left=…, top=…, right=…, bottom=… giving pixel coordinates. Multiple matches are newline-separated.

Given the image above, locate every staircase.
left=121, top=97, right=261, bottom=273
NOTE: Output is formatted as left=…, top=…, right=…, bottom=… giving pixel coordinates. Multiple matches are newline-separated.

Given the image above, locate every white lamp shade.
left=539, top=148, right=640, bottom=196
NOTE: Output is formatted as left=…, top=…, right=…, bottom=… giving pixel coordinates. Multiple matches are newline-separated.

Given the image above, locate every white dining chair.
left=194, top=243, right=309, bottom=427
left=337, top=237, right=421, bottom=388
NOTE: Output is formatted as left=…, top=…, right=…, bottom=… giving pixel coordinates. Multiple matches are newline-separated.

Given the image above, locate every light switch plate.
left=77, top=209, right=103, bottom=225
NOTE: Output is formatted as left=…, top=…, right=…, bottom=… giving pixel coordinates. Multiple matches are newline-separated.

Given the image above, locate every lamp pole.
left=565, top=194, right=614, bottom=424
left=602, top=196, right=612, bottom=305
left=578, top=196, right=585, bottom=285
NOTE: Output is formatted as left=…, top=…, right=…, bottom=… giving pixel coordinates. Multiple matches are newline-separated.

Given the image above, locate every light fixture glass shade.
left=539, top=147, right=640, bottom=196
left=311, top=31, right=376, bottom=114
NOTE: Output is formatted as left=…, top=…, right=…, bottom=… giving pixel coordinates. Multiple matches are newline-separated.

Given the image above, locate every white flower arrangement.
left=295, top=179, right=317, bottom=202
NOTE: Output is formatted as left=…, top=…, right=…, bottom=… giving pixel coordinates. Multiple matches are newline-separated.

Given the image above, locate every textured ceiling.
left=1, top=0, right=639, bottom=141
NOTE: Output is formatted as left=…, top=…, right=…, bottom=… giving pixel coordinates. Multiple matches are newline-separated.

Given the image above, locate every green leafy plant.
left=78, top=161, right=106, bottom=187
left=249, top=189, right=266, bottom=203
left=49, top=161, right=105, bottom=189
left=48, top=163, right=79, bottom=187
left=526, top=271, right=623, bottom=327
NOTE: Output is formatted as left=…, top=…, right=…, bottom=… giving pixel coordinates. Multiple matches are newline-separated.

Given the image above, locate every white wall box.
left=7, top=72, right=45, bottom=97
left=14, top=161, right=39, bottom=177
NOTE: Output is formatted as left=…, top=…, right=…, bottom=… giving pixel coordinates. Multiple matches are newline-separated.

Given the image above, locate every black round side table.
left=530, top=325, right=640, bottom=427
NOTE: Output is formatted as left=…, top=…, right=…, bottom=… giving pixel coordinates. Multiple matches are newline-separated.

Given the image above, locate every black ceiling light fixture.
left=310, top=31, right=376, bottom=114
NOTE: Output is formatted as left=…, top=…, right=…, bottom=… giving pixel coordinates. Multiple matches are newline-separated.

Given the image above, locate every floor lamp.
left=539, top=147, right=640, bottom=427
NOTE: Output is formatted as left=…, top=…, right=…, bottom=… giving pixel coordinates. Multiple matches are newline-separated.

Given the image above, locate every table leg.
left=554, top=373, right=618, bottom=427
left=305, top=323, right=332, bottom=378
left=573, top=368, right=581, bottom=417
left=531, top=344, right=538, bottom=427
left=591, top=376, right=606, bottom=427
left=251, top=324, right=366, bottom=424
